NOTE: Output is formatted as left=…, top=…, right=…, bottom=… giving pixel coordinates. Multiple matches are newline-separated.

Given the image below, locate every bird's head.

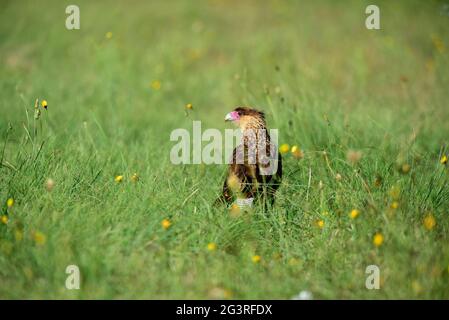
left=225, top=107, right=266, bottom=130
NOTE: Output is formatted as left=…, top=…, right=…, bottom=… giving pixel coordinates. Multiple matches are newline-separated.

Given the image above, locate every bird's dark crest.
left=233, top=107, right=265, bottom=121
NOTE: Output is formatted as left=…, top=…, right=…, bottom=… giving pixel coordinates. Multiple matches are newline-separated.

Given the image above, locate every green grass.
left=1, top=0, right=449, bottom=299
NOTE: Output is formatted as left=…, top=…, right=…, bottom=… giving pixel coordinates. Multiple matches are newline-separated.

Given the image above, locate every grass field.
left=1, top=0, right=449, bottom=299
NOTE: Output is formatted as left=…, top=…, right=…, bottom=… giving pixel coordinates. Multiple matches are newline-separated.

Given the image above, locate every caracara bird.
left=216, top=107, right=282, bottom=208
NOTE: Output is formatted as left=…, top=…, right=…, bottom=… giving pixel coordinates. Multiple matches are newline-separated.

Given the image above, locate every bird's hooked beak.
left=225, top=111, right=239, bottom=122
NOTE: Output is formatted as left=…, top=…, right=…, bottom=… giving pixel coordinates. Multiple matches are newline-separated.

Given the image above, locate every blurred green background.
left=0, top=0, right=448, bottom=299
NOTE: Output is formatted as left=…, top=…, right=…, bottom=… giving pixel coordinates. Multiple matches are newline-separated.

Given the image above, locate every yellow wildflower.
left=105, top=31, right=113, bottom=39
left=423, top=214, right=436, bottom=230
left=150, top=80, right=161, bottom=90
left=349, top=209, right=360, bottom=219
left=441, top=155, right=448, bottom=165
left=401, top=163, right=411, bottom=174
left=316, top=219, right=324, bottom=229
left=291, top=145, right=304, bottom=159
left=41, top=100, right=48, bottom=109
left=207, top=242, right=217, bottom=251
left=6, top=198, right=14, bottom=208
left=251, top=255, right=261, bottom=264
left=33, top=231, right=46, bottom=245
left=1, top=215, right=8, bottom=224
left=185, top=103, right=193, bottom=110
left=229, top=203, right=241, bottom=217
left=373, top=233, right=384, bottom=247
left=279, top=144, right=290, bottom=154
left=390, top=201, right=399, bottom=209
left=161, top=218, right=172, bottom=230
left=114, top=175, right=123, bottom=183
left=131, top=173, right=139, bottom=182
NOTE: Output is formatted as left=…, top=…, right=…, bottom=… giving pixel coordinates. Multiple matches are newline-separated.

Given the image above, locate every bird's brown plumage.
left=217, top=107, right=282, bottom=207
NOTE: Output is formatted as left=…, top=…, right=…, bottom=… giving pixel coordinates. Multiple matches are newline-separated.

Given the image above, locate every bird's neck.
left=241, top=123, right=269, bottom=146
left=240, top=118, right=266, bottom=132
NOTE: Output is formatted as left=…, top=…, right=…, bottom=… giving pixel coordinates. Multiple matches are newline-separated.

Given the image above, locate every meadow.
left=0, top=0, right=449, bottom=299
